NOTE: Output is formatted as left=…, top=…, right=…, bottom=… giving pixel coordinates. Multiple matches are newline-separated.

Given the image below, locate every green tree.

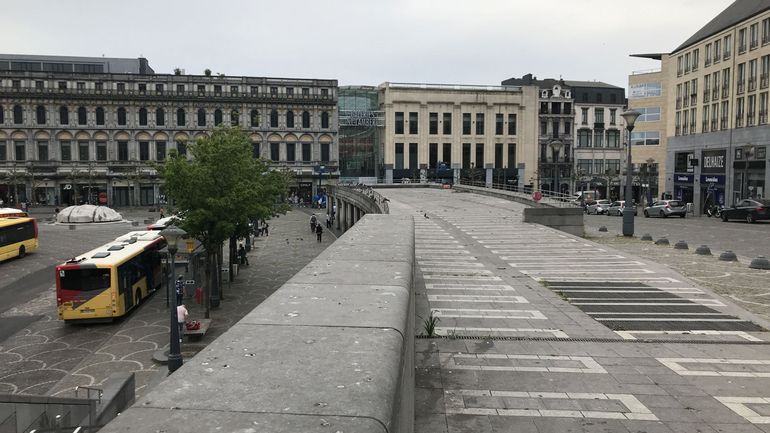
left=159, top=126, right=289, bottom=317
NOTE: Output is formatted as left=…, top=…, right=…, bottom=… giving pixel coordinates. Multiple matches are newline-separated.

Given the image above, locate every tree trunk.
left=229, top=236, right=236, bottom=282
left=218, top=245, right=225, bottom=300
left=204, top=250, right=212, bottom=318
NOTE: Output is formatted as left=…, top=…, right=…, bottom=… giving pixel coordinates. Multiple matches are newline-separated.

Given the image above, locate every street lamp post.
left=550, top=140, right=564, bottom=196
left=160, top=225, right=187, bottom=373
left=621, top=109, right=641, bottom=237
left=743, top=144, right=755, bottom=199
left=645, top=157, right=655, bottom=206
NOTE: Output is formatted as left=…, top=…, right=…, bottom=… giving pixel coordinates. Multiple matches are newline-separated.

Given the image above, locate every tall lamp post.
left=742, top=144, right=755, bottom=199
left=160, top=225, right=187, bottom=373
left=550, top=140, right=564, bottom=195
left=621, top=109, right=641, bottom=237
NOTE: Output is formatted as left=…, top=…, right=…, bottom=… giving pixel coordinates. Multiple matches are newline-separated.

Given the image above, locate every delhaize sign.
left=701, top=149, right=726, bottom=174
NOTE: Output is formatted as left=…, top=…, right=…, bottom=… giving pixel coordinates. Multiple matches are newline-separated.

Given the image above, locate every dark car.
left=644, top=200, right=687, bottom=218
left=721, top=199, right=770, bottom=223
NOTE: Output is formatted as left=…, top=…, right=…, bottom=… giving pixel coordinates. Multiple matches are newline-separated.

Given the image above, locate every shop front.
left=732, top=145, right=767, bottom=202
left=674, top=174, right=694, bottom=204
left=700, top=149, right=726, bottom=211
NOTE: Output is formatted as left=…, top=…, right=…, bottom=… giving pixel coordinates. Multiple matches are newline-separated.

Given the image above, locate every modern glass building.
left=338, top=86, right=383, bottom=182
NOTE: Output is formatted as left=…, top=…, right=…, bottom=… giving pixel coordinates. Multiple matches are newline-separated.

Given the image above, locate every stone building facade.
left=657, top=1, right=770, bottom=211
left=0, top=54, right=338, bottom=207
left=379, top=82, right=539, bottom=187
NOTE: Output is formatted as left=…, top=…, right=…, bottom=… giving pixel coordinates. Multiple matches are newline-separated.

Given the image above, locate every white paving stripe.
left=532, top=277, right=680, bottom=282
left=428, top=294, right=529, bottom=303
left=434, top=308, right=547, bottom=320
left=596, top=317, right=747, bottom=322
left=441, top=353, right=606, bottom=373
left=502, top=255, right=626, bottom=260
left=520, top=269, right=656, bottom=275
left=418, top=261, right=484, bottom=267
left=434, top=327, right=569, bottom=338
left=420, top=268, right=493, bottom=275
left=615, top=330, right=763, bottom=342
left=509, top=262, right=645, bottom=268
left=657, top=358, right=770, bottom=378
left=553, top=288, right=703, bottom=294
left=425, top=283, right=515, bottom=291
left=570, top=299, right=725, bottom=307
left=494, top=250, right=607, bottom=255
left=444, top=389, right=657, bottom=421
left=423, top=275, right=503, bottom=281
left=716, top=396, right=770, bottom=424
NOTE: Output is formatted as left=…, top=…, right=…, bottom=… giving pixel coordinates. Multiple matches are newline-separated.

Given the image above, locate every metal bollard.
left=654, top=237, right=669, bottom=245
left=719, top=250, right=738, bottom=261
left=674, top=240, right=689, bottom=250
left=641, top=233, right=653, bottom=241
left=749, top=256, right=770, bottom=270
left=695, top=245, right=712, bottom=255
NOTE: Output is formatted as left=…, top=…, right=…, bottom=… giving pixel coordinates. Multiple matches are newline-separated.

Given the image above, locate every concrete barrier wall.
left=452, top=185, right=584, bottom=236
left=523, top=207, right=585, bottom=237
left=101, top=214, right=415, bottom=433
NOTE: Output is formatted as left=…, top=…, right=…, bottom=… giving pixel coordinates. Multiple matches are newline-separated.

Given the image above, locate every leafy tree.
left=160, top=126, right=289, bottom=317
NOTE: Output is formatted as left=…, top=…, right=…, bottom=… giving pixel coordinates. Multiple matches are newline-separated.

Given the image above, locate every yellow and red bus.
left=0, top=216, right=38, bottom=262
left=56, top=230, right=166, bottom=322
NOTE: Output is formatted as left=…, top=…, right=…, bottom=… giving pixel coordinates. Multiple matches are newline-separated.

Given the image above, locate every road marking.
left=420, top=268, right=493, bottom=275
left=425, top=283, right=515, bottom=291
left=520, top=269, right=656, bottom=275
left=502, top=255, right=626, bottom=260
left=657, top=358, right=770, bottom=377
left=716, top=396, right=770, bottom=424
left=614, top=330, right=762, bottom=342
left=444, top=389, right=657, bottom=421
left=434, top=327, right=568, bottom=338
left=423, top=275, right=503, bottom=281
left=532, top=277, right=680, bottom=283
left=441, top=353, right=606, bottom=373
left=434, top=308, right=546, bottom=319
left=418, top=261, right=483, bottom=267
left=428, top=294, right=529, bottom=303
left=509, top=262, right=645, bottom=268
left=596, top=317, right=748, bottom=322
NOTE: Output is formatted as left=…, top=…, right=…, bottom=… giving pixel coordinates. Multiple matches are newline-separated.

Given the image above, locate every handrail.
left=329, top=184, right=389, bottom=214
left=75, top=385, right=103, bottom=403
left=457, top=179, right=580, bottom=208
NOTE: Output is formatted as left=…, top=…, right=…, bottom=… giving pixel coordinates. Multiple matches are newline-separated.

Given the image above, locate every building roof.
left=0, top=53, right=154, bottom=74
left=673, top=0, right=770, bottom=53
left=630, top=53, right=665, bottom=60
left=501, top=73, right=622, bottom=90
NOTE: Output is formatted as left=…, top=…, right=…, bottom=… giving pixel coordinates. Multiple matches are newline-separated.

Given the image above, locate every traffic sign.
left=532, top=191, right=543, bottom=202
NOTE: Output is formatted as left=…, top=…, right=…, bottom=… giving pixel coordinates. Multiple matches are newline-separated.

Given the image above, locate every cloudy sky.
left=2, top=0, right=734, bottom=89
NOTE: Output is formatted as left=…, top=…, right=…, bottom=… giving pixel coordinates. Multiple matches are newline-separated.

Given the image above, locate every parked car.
left=606, top=200, right=638, bottom=216
left=644, top=200, right=687, bottom=218
left=720, top=199, right=770, bottom=223
left=586, top=199, right=612, bottom=215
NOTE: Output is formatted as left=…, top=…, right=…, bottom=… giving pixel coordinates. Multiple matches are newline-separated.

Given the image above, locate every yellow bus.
left=0, top=216, right=39, bottom=262
left=56, top=230, right=166, bottom=322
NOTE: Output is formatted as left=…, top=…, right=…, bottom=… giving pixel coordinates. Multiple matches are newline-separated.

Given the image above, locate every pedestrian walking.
left=310, top=213, right=317, bottom=233
left=238, top=244, right=248, bottom=266
left=263, top=221, right=269, bottom=236
left=315, top=223, right=323, bottom=242
left=159, top=207, right=165, bottom=219
left=177, top=304, right=188, bottom=343
left=325, top=214, right=331, bottom=228
left=175, top=275, right=184, bottom=306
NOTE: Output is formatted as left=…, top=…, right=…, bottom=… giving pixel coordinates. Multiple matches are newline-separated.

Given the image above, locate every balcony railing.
left=737, top=81, right=745, bottom=94
left=749, top=78, right=757, bottom=91
left=722, top=87, right=729, bottom=98
left=761, top=75, right=769, bottom=88
left=704, top=89, right=710, bottom=103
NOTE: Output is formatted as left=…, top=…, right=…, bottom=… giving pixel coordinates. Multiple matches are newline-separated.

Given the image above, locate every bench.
left=184, top=318, right=211, bottom=341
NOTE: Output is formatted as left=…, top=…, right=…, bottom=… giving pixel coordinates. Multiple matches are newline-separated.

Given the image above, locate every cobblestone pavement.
left=584, top=212, right=770, bottom=260
left=585, top=227, right=770, bottom=329
left=381, top=188, right=770, bottom=433
left=0, top=209, right=334, bottom=399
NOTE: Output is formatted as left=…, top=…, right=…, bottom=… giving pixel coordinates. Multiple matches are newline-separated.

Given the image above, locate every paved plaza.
left=381, top=188, right=770, bottom=433
left=0, top=208, right=336, bottom=399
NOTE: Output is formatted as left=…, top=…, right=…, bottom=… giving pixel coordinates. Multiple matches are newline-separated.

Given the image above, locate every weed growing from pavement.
left=419, top=310, right=440, bottom=337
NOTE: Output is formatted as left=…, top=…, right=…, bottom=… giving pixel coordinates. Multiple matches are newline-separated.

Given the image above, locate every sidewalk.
left=0, top=209, right=336, bottom=400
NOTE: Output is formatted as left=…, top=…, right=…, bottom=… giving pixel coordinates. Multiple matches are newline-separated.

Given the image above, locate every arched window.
left=156, top=107, right=165, bottom=126
left=197, top=108, right=206, bottom=126
left=231, top=109, right=239, bottom=126
left=286, top=111, right=295, bottom=128
left=139, top=107, right=148, bottom=126
left=214, top=109, right=223, bottom=125
left=59, top=107, right=70, bottom=125
left=117, top=107, right=127, bottom=125
left=250, top=109, right=259, bottom=127
left=270, top=110, right=279, bottom=127
left=321, top=111, right=329, bottom=129
left=302, top=111, right=310, bottom=128
left=95, top=107, right=105, bottom=125
left=77, top=106, right=87, bottom=125
left=36, top=106, right=46, bottom=125
left=13, top=105, right=23, bottom=124
left=177, top=108, right=186, bottom=126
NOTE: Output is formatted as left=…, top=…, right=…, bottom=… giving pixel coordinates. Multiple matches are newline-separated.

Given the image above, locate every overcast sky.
left=2, top=0, right=735, bottom=90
